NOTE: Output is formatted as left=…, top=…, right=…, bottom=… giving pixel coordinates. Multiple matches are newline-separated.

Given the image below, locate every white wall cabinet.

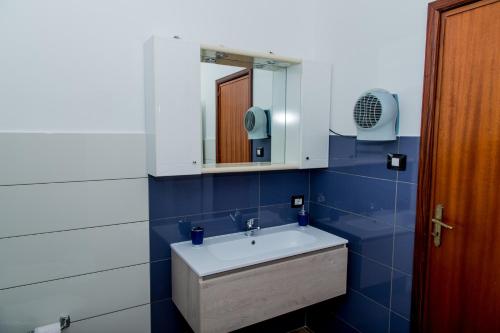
left=144, top=36, right=331, bottom=176
left=298, top=60, right=332, bottom=169
left=285, top=61, right=332, bottom=169
left=144, top=36, right=202, bottom=177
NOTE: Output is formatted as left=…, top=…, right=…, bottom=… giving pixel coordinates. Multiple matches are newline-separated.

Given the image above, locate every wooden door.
left=216, top=69, right=252, bottom=163
left=414, top=0, right=500, bottom=332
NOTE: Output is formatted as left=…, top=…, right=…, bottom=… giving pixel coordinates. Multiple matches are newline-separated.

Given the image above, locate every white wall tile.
left=0, top=133, right=146, bottom=185
left=0, top=178, right=148, bottom=238
left=0, top=264, right=150, bottom=333
left=67, top=304, right=150, bottom=333
left=0, top=222, right=149, bottom=289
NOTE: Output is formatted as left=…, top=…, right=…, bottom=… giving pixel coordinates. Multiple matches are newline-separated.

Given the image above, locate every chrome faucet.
left=244, top=218, right=260, bottom=236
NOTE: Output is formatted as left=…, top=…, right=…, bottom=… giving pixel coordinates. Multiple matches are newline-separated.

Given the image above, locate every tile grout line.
left=150, top=256, right=171, bottom=263
left=150, top=207, right=260, bottom=222
left=71, top=302, right=151, bottom=324
left=151, top=202, right=300, bottom=225
left=348, top=249, right=412, bottom=276
left=348, top=287, right=410, bottom=321
left=310, top=201, right=415, bottom=232
left=258, top=172, right=261, bottom=221
left=0, top=176, right=148, bottom=187
left=307, top=170, right=311, bottom=212
left=391, top=310, right=410, bottom=322
left=397, top=180, right=418, bottom=185
left=334, top=314, right=362, bottom=333
left=388, top=140, right=401, bottom=332
left=259, top=202, right=297, bottom=209
left=0, top=219, right=150, bottom=240
left=0, top=262, right=150, bottom=291
left=323, top=170, right=398, bottom=183
left=311, top=201, right=388, bottom=224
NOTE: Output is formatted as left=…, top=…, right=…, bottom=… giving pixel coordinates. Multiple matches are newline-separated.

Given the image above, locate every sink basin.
left=171, top=223, right=348, bottom=276
left=206, top=229, right=317, bottom=261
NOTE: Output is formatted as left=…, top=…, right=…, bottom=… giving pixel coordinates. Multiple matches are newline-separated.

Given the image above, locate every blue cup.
left=298, top=212, right=309, bottom=227
left=191, top=226, right=204, bottom=246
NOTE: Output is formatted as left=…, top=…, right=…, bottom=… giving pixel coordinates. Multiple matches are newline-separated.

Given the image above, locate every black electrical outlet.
left=387, top=153, right=407, bottom=171
left=291, top=194, right=304, bottom=208
left=256, top=147, right=264, bottom=157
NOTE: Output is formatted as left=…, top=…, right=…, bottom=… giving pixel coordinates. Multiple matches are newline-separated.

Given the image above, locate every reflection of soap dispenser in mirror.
left=298, top=204, right=309, bottom=227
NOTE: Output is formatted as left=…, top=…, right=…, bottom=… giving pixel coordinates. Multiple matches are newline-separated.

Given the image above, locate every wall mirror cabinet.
left=144, top=36, right=331, bottom=176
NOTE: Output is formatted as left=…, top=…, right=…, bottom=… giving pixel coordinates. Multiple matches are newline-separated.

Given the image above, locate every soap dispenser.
left=298, top=204, right=309, bottom=227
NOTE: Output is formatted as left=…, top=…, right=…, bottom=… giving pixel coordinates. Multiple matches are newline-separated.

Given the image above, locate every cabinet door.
left=149, top=37, right=201, bottom=176
left=299, top=61, right=331, bottom=169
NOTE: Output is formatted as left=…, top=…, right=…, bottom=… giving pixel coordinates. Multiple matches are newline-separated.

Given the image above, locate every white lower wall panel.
left=0, top=222, right=149, bottom=289
left=0, top=264, right=150, bottom=333
left=0, top=178, right=148, bottom=238
left=67, top=304, right=150, bottom=333
left=0, top=133, right=146, bottom=186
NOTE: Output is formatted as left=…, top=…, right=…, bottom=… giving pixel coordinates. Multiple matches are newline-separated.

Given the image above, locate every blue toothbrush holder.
left=298, top=205, right=309, bottom=227
left=298, top=212, right=309, bottom=227
left=191, top=226, right=204, bottom=246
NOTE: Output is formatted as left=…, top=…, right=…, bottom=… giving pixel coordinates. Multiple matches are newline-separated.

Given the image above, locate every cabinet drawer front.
left=199, top=247, right=347, bottom=332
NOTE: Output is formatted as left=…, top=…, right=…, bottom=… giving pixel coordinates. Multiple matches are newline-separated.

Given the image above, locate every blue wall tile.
left=306, top=298, right=360, bottom=333
left=150, top=208, right=257, bottom=260
left=393, top=227, right=414, bottom=275
left=308, top=136, right=418, bottom=332
left=151, top=298, right=192, bottom=333
left=259, top=203, right=302, bottom=228
left=390, top=312, right=410, bottom=333
left=391, top=270, right=412, bottom=319
left=150, top=217, right=189, bottom=261
left=329, top=135, right=399, bottom=180
left=310, top=170, right=396, bottom=225
left=336, top=290, right=390, bottom=333
left=149, top=172, right=259, bottom=220
left=202, top=173, right=259, bottom=212
left=260, top=170, right=309, bottom=205
left=348, top=252, right=392, bottom=307
left=329, top=135, right=357, bottom=161
left=398, top=137, right=420, bottom=184
left=149, top=175, right=204, bottom=219
left=150, top=259, right=171, bottom=302
left=310, top=203, right=394, bottom=266
left=396, top=182, right=417, bottom=231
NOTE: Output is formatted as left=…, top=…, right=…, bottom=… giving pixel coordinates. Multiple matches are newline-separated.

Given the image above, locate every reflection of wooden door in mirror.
left=216, top=69, right=252, bottom=163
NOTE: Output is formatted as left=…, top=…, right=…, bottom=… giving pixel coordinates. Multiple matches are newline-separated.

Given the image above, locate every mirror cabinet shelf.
left=144, top=36, right=331, bottom=177
left=200, top=163, right=300, bottom=174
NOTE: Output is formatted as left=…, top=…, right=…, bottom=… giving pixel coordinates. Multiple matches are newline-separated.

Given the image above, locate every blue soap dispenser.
left=298, top=204, right=309, bottom=227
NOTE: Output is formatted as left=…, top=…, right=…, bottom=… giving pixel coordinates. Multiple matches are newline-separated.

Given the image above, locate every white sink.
left=207, top=229, right=317, bottom=261
left=171, top=223, right=348, bottom=276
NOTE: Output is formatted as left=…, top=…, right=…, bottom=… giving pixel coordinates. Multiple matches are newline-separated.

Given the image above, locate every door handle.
left=431, top=204, right=453, bottom=247
left=432, top=218, right=453, bottom=229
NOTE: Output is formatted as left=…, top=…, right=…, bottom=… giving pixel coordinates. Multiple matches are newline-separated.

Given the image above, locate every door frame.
left=215, top=68, right=253, bottom=163
left=412, top=0, right=484, bottom=330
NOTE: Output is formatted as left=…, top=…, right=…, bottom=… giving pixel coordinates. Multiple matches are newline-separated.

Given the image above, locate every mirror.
left=200, top=49, right=289, bottom=166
